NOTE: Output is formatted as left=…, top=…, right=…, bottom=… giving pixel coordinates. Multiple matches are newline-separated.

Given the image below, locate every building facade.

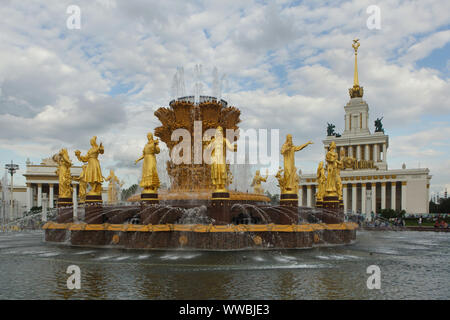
left=298, top=41, right=431, bottom=217
left=22, top=157, right=107, bottom=211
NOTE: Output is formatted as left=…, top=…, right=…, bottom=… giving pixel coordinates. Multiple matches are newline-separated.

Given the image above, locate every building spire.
left=349, top=39, right=364, bottom=98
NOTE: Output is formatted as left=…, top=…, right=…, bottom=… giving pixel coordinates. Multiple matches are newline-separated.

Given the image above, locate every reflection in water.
left=0, top=230, right=449, bottom=299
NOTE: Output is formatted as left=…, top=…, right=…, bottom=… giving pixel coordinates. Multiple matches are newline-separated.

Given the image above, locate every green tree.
left=379, top=208, right=405, bottom=220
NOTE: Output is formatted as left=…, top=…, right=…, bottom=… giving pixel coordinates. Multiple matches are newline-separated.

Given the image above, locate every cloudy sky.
left=0, top=0, right=449, bottom=197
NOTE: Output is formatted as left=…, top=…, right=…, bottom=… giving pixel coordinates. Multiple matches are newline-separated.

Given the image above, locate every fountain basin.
left=43, top=221, right=357, bottom=250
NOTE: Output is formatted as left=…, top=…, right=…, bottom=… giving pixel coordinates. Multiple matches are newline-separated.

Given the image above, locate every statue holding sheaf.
left=135, top=132, right=160, bottom=194
left=53, top=148, right=73, bottom=199
left=205, top=126, right=237, bottom=193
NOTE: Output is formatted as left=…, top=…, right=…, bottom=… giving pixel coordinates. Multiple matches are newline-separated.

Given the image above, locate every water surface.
left=0, top=230, right=448, bottom=299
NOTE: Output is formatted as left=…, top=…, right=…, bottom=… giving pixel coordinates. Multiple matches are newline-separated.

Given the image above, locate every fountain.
left=43, top=95, right=357, bottom=249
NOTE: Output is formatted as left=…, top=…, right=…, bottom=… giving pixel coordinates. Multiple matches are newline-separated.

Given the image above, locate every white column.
left=401, top=181, right=407, bottom=212
left=41, top=194, right=47, bottom=222
left=382, top=143, right=387, bottom=162
left=352, top=184, right=357, bottom=214
left=37, top=183, right=42, bottom=207
left=49, top=184, right=54, bottom=208
left=306, top=185, right=312, bottom=207
left=391, top=182, right=396, bottom=210
left=371, top=183, right=377, bottom=215
left=343, top=184, right=348, bottom=214
left=365, top=145, right=369, bottom=161
left=26, top=183, right=32, bottom=211
left=73, top=184, right=78, bottom=221
left=361, top=183, right=367, bottom=217
left=349, top=146, right=353, bottom=158
left=298, top=187, right=303, bottom=206
left=374, top=144, right=379, bottom=162
left=381, top=182, right=386, bottom=210
left=356, top=145, right=361, bottom=161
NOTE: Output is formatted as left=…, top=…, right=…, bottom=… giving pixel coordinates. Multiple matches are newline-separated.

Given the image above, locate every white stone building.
left=299, top=43, right=431, bottom=217
left=22, top=157, right=107, bottom=211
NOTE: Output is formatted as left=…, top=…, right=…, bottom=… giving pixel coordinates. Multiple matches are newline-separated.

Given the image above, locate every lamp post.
left=5, top=161, right=19, bottom=223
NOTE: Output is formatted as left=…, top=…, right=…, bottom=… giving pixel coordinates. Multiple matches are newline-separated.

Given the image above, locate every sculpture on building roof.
left=327, top=123, right=342, bottom=137
left=327, top=123, right=336, bottom=136
left=374, top=117, right=384, bottom=133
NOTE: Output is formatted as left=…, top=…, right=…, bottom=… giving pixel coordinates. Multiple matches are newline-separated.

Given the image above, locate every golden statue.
left=275, top=167, right=286, bottom=193
left=336, top=152, right=344, bottom=201
left=73, top=164, right=88, bottom=203
left=105, top=169, right=122, bottom=204
left=75, top=136, right=104, bottom=196
left=340, top=148, right=356, bottom=169
left=316, top=161, right=326, bottom=202
left=52, top=148, right=73, bottom=199
left=205, top=126, right=237, bottom=193
left=280, top=134, right=312, bottom=193
left=251, top=169, right=268, bottom=194
left=135, top=132, right=160, bottom=194
left=325, top=141, right=339, bottom=197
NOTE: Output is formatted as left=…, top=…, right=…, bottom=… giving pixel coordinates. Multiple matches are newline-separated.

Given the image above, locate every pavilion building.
left=298, top=41, right=431, bottom=217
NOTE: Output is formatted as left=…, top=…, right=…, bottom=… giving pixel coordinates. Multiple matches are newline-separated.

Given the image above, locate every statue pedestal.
left=280, top=193, right=298, bottom=207
left=141, top=192, right=159, bottom=204
left=56, top=198, right=73, bottom=223
left=278, top=193, right=299, bottom=224
left=85, top=195, right=103, bottom=224
left=320, top=195, right=344, bottom=223
left=209, top=192, right=231, bottom=225
left=315, top=200, right=323, bottom=208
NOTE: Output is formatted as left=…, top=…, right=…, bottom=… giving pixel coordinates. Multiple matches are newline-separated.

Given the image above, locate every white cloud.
left=0, top=0, right=449, bottom=190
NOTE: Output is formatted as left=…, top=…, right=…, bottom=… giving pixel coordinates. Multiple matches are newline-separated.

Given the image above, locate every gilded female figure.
left=251, top=169, right=268, bottom=194
left=75, top=136, right=104, bottom=196
left=135, top=132, right=160, bottom=193
left=105, top=169, right=121, bottom=203
left=74, top=164, right=87, bottom=203
left=53, top=148, right=73, bottom=199
left=205, top=126, right=237, bottom=193
left=325, top=141, right=338, bottom=197
left=281, top=134, right=312, bottom=193
left=316, top=161, right=326, bottom=202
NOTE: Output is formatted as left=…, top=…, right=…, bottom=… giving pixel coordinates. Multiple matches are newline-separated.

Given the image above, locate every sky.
left=0, top=0, right=449, bottom=198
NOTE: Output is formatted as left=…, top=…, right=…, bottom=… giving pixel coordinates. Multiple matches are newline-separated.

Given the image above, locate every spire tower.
left=349, top=39, right=364, bottom=98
